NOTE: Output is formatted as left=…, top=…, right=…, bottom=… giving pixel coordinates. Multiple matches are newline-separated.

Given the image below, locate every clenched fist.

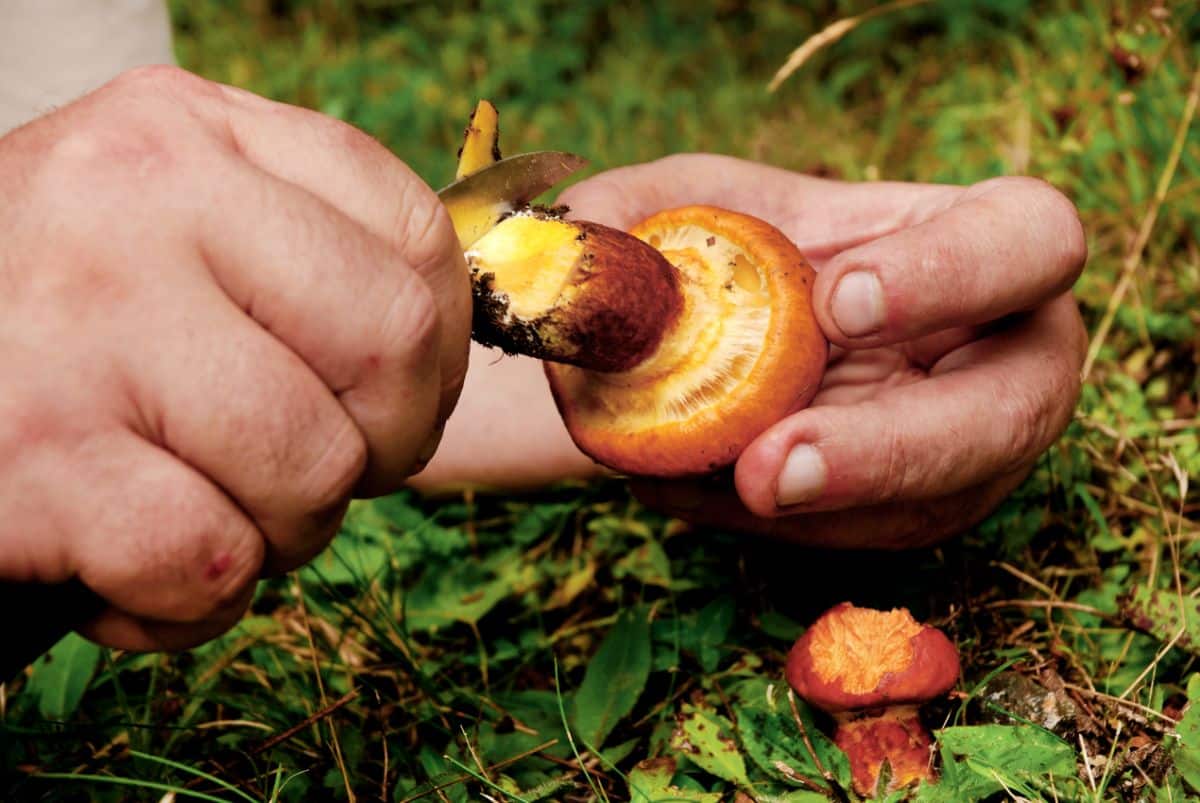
left=0, top=67, right=470, bottom=650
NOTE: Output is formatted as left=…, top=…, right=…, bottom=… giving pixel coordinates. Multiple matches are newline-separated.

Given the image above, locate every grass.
left=3, top=0, right=1200, bottom=800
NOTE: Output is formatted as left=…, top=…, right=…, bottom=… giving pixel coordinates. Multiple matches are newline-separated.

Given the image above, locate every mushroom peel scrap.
left=786, top=602, right=961, bottom=797
left=452, top=101, right=828, bottom=477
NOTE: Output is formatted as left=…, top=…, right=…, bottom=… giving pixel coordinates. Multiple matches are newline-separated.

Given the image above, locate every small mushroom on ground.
left=785, top=602, right=960, bottom=797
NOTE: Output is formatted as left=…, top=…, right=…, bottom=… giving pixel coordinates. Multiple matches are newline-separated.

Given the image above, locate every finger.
left=193, top=155, right=446, bottom=493
left=80, top=583, right=256, bottom=652
left=813, top=175, right=1087, bottom=347
left=631, top=467, right=1028, bottom=549
left=117, top=276, right=366, bottom=574
left=213, top=84, right=470, bottom=420
left=734, top=294, right=1085, bottom=517
left=48, top=430, right=266, bottom=625
left=557, top=153, right=960, bottom=260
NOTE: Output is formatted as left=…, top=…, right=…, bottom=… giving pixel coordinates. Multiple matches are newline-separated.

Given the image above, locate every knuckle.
left=982, top=176, right=1088, bottom=280
left=0, top=395, right=64, bottom=462
left=996, top=378, right=1058, bottom=472
left=190, top=527, right=262, bottom=620
left=324, top=116, right=384, bottom=158
left=108, top=64, right=214, bottom=102
left=301, top=418, right=367, bottom=515
left=161, top=487, right=263, bottom=621
left=46, top=123, right=170, bottom=181
left=394, top=178, right=459, bottom=277
left=1025, top=179, right=1088, bottom=278
left=871, top=416, right=912, bottom=503
left=132, top=513, right=261, bottom=623
left=379, top=274, right=442, bottom=374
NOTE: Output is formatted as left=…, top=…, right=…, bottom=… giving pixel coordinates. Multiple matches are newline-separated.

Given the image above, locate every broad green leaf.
left=570, top=605, right=652, bottom=749
left=755, top=609, right=805, bottom=643
left=1124, top=587, right=1200, bottom=657
left=730, top=677, right=851, bottom=793
left=403, top=552, right=520, bottom=631
left=669, top=704, right=749, bottom=788
left=25, top=633, right=101, bottom=720
left=917, top=724, right=1080, bottom=802
left=301, top=532, right=390, bottom=586
left=602, top=735, right=641, bottom=766
left=479, top=690, right=572, bottom=763
left=627, top=757, right=721, bottom=803
left=692, top=596, right=734, bottom=673
left=1172, top=673, right=1200, bottom=794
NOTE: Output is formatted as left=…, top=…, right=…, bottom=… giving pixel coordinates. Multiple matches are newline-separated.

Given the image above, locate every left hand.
left=559, top=154, right=1087, bottom=549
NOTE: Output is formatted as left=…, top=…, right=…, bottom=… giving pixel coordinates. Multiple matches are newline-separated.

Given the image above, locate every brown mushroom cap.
left=785, top=602, right=960, bottom=714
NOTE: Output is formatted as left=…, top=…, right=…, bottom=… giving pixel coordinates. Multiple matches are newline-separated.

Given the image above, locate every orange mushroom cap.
left=546, top=205, right=827, bottom=477
left=785, top=602, right=960, bottom=714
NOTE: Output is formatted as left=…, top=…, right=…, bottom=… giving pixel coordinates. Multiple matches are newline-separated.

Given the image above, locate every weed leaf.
left=627, top=756, right=721, bottom=802
left=571, top=605, right=652, bottom=749
left=1123, top=586, right=1200, bottom=656
left=731, top=677, right=851, bottom=792
left=669, top=703, right=750, bottom=788
left=1172, top=673, right=1200, bottom=794
left=26, top=633, right=101, bottom=720
left=917, top=724, right=1080, bottom=801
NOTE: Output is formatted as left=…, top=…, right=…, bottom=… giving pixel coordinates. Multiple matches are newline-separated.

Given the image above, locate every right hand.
left=0, top=66, right=470, bottom=651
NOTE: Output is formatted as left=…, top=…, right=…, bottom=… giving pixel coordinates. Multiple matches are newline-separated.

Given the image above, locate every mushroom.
left=785, top=602, right=960, bottom=797
left=457, top=104, right=828, bottom=477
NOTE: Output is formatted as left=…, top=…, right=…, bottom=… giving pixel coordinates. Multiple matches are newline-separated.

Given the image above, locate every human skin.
left=416, top=154, right=1088, bottom=549
left=0, top=66, right=471, bottom=650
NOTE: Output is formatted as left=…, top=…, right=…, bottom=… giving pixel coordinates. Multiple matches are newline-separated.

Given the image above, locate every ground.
left=3, top=1, right=1199, bottom=801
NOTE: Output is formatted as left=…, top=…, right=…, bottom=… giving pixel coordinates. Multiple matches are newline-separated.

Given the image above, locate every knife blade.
left=438, top=150, right=588, bottom=248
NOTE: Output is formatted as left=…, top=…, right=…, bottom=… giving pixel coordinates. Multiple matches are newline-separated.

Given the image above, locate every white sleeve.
left=0, top=0, right=175, bottom=134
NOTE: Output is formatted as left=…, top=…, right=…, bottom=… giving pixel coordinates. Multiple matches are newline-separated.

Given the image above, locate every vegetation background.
left=3, top=1, right=1199, bottom=801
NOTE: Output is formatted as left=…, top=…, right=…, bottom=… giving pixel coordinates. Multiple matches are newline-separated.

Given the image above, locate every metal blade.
left=438, top=151, right=588, bottom=248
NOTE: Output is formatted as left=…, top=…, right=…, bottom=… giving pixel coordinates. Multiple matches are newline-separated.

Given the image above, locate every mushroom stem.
left=467, top=212, right=684, bottom=372
left=831, top=704, right=935, bottom=796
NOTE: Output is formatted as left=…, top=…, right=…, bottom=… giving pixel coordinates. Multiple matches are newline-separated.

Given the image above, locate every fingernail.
left=776, top=444, right=827, bottom=507
left=831, top=271, right=885, bottom=337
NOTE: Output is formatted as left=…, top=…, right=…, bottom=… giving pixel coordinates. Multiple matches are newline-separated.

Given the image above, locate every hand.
left=560, top=154, right=1087, bottom=548
left=0, top=67, right=470, bottom=649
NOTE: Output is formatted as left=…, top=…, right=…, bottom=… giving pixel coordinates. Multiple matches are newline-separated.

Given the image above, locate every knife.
left=437, top=150, right=588, bottom=248
left=0, top=149, right=588, bottom=682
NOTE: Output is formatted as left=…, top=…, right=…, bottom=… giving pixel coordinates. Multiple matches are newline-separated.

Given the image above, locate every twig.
left=248, top=688, right=360, bottom=756
left=984, top=599, right=1119, bottom=623
left=767, top=0, right=932, bottom=92
left=395, top=740, right=560, bottom=803
left=1061, top=683, right=1178, bottom=728
left=786, top=689, right=834, bottom=789
left=1119, top=626, right=1189, bottom=700
left=292, top=576, right=355, bottom=802
left=992, top=561, right=1058, bottom=598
